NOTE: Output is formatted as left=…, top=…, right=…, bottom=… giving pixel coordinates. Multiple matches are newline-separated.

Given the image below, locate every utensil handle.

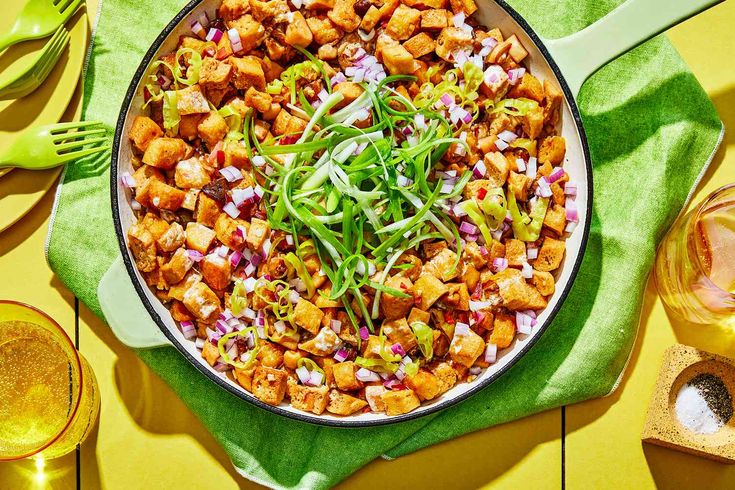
left=0, top=30, right=22, bottom=53
left=98, top=255, right=172, bottom=348
left=543, top=0, right=723, bottom=98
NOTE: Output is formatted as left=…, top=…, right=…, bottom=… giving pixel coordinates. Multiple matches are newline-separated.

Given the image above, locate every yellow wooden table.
left=0, top=1, right=734, bottom=488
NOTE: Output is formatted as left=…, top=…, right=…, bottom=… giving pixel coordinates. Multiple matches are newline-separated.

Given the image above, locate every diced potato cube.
left=249, top=0, right=290, bottom=21
left=201, top=253, right=232, bottom=290
left=214, top=213, right=247, bottom=250
left=420, top=9, right=448, bottom=30
left=532, top=270, right=555, bottom=296
left=492, top=268, right=547, bottom=310
left=448, top=0, right=477, bottom=14
left=463, top=241, right=488, bottom=270
left=535, top=237, right=565, bottom=272
left=360, top=6, right=382, bottom=32
left=449, top=328, right=485, bottom=367
left=365, top=385, right=388, bottom=412
left=506, top=34, right=528, bottom=62
left=327, top=0, right=360, bottom=32
left=298, top=327, right=340, bottom=356
left=229, top=56, right=266, bottom=91
left=202, top=341, right=220, bottom=366
left=219, top=0, right=249, bottom=21
left=177, top=85, right=210, bottom=115
left=543, top=80, right=563, bottom=127
left=403, top=32, right=435, bottom=58
left=544, top=203, right=567, bottom=235
left=228, top=14, right=265, bottom=52
left=293, top=299, right=324, bottom=335
left=175, top=157, right=211, bottom=189
left=256, top=342, right=284, bottom=368
left=185, top=222, right=216, bottom=254
left=140, top=178, right=187, bottom=211
left=522, top=106, right=545, bottom=140
left=431, top=361, right=458, bottom=395
left=405, top=369, right=441, bottom=401
left=127, top=223, right=157, bottom=272
left=382, top=389, right=420, bottom=415
left=414, top=274, right=449, bottom=310
left=288, top=379, right=329, bottom=414
left=161, top=248, right=193, bottom=285
left=381, top=275, right=414, bottom=320
left=382, top=44, right=417, bottom=75
left=403, top=0, right=447, bottom=8
left=285, top=11, right=313, bottom=47
left=157, top=222, right=185, bottom=252
left=385, top=5, right=421, bottom=40
left=435, top=27, right=472, bottom=62
left=252, top=366, right=288, bottom=405
left=182, top=281, right=222, bottom=321
left=332, top=361, right=363, bottom=391
left=199, top=57, right=233, bottom=92
left=438, top=282, right=469, bottom=311
left=489, top=313, right=515, bottom=348
left=508, top=171, right=531, bottom=201
left=382, top=317, right=418, bottom=352
left=195, top=193, right=221, bottom=227
left=234, top=365, right=256, bottom=391
left=142, top=137, right=193, bottom=169
left=423, top=247, right=460, bottom=282
left=539, top=136, right=566, bottom=165
left=129, top=116, right=163, bottom=152
left=333, top=82, right=365, bottom=110
left=407, top=307, right=430, bottom=326
left=327, top=390, right=368, bottom=415
left=197, top=112, right=228, bottom=148
left=484, top=151, right=510, bottom=187
left=504, top=239, right=527, bottom=267
left=246, top=217, right=270, bottom=251
left=306, top=16, right=343, bottom=45
left=508, top=73, right=544, bottom=103
left=245, top=87, right=273, bottom=113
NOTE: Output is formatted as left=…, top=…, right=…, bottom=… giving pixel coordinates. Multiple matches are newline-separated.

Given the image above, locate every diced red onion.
left=452, top=12, right=465, bottom=27
left=307, top=371, right=324, bottom=386
left=522, top=262, right=533, bottom=279
left=454, top=322, right=471, bottom=337
left=566, top=199, right=579, bottom=222
left=356, top=368, right=381, bottom=383
left=296, top=366, right=310, bottom=384
left=229, top=250, right=242, bottom=268
left=390, top=343, right=406, bottom=357
left=383, top=378, right=403, bottom=390
left=469, top=300, right=492, bottom=312
left=497, top=130, right=518, bottom=143
left=219, top=166, right=243, bottom=182
left=516, top=311, right=533, bottom=335
left=485, top=343, right=497, bottom=363
left=187, top=249, right=204, bottom=262
left=242, top=307, right=256, bottom=319
left=121, top=172, right=137, bottom=188
left=273, top=320, right=286, bottom=334
left=527, top=245, right=539, bottom=260
left=394, top=368, right=405, bottom=381
left=495, top=139, right=509, bottom=151
left=493, top=257, right=508, bottom=272
left=396, top=175, right=413, bottom=187
left=191, top=20, right=206, bottom=39
left=333, top=348, right=349, bottom=362
left=213, top=362, right=230, bottom=372
left=414, top=113, right=427, bottom=131
left=195, top=337, right=205, bottom=350
left=215, top=245, right=229, bottom=258
left=231, top=187, right=255, bottom=207
left=254, top=185, right=265, bottom=200
left=508, top=67, right=526, bottom=85
left=481, top=37, right=499, bottom=49
left=288, top=290, right=301, bottom=304
left=564, top=182, right=577, bottom=196
left=516, top=158, right=527, bottom=172
left=469, top=366, right=482, bottom=375
left=441, top=181, right=455, bottom=194
left=205, top=28, right=223, bottom=43
left=358, top=29, right=375, bottom=41
left=359, top=326, right=369, bottom=340
left=472, top=160, right=487, bottom=179
left=181, top=321, right=197, bottom=340
left=215, top=320, right=229, bottom=334
left=331, top=72, right=347, bottom=86
left=227, top=28, right=243, bottom=53
left=251, top=155, right=266, bottom=168
left=130, top=199, right=142, bottom=211
left=526, top=157, right=537, bottom=179
left=459, top=221, right=478, bottom=235
left=565, top=221, right=578, bottom=233
left=452, top=203, right=468, bottom=217
left=330, top=319, right=342, bottom=334
left=244, top=262, right=256, bottom=276
left=440, top=93, right=454, bottom=107
left=465, top=234, right=479, bottom=242
left=535, top=177, right=552, bottom=198
left=548, top=167, right=566, bottom=183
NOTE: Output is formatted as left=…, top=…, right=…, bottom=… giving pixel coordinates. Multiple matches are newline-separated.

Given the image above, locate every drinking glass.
left=655, top=184, right=735, bottom=326
left=0, top=301, right=100, bottom=461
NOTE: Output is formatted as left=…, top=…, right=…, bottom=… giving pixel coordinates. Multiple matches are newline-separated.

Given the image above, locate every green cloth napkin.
left=47, top=0, right=722, bottom=487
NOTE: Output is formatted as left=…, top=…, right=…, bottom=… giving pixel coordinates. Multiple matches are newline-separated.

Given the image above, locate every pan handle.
left=98, top=255, right=172, bottom=348
left=542, top=0, right=723, bottom=98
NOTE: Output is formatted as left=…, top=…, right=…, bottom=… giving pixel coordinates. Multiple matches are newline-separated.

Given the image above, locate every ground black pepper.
left=690, top=373, right=733, bottom=424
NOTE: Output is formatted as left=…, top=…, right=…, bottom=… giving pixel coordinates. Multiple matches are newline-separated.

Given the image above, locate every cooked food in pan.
left=124, top=0, right=578, bottom=416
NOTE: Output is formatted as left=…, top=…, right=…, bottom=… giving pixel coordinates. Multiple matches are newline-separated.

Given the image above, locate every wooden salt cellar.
left=642, top=344, right=735, bottom=463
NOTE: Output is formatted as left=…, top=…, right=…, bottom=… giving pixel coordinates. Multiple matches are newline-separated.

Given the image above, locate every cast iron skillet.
left=107, top=0, right=720, bottom=426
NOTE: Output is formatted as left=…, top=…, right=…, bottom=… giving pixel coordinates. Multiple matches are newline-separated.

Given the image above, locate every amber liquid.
left=655, top=192, right=735, bottom=326
left=0, top=321, right=99, bottom=460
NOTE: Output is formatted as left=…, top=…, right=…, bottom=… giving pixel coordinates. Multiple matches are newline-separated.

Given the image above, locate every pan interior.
left=112, top=0, right=591, bottom=426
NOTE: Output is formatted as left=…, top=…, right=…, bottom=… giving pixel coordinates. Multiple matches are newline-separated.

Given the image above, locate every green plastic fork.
left=0, top=0, right=84, bottom=53
left=0, top=26, right=69, bottom=100
left=0, top=121, right=109, bottom=170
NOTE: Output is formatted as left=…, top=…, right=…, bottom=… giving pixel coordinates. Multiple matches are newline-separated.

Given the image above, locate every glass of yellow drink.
left=0, top=301, right=99, bottom=461
left=655, top=184, right=735, bottom=326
